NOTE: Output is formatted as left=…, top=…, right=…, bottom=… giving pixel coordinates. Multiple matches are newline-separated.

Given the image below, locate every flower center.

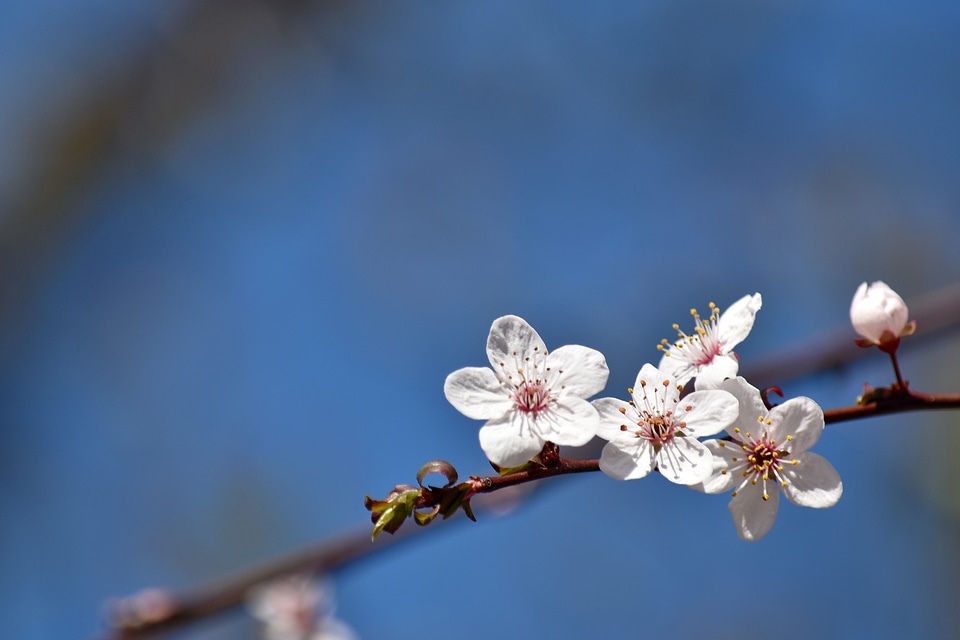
left=618, top=378, right=686, bottom=450
left=658, top=302, right=724, bottom=366
left=514, top=380, right=551, bottom=414
left=720, top=418, right=798, bottom=501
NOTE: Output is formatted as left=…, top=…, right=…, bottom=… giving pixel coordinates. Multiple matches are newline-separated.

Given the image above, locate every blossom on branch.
left=850, top=280, right=916, bottom=353
left=657, top=293, right=762, bottom=390
left=247, top=575, right=357, bottom=640
left=593, top=363, right=739, bottom=484
left=444, top=315, right=609, bottom=468
left=697, top=377, right=843, bottom=541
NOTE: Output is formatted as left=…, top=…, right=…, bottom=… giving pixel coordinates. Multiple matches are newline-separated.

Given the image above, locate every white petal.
left=692, top=354, right=739, bottom=390
left=632, top=363, right=680, bottom=410
left=716, top=293, right=762, bottom=351
left=656, top=437, right=715, bottom=485
left=485, top=315, right=547, bottom=374
left=720, top=377, right=768, bottom=435
left=443, top=367, right=513, bottom=420
left=850, top=281, right=909, bottom=343
left=537, top=396, right=600, bottom=447
left=478, top=412, right=544, bottom=468
left=657, top=350, right=696, bottom=389
left=679, top=390, right=739, bottom=438
left=593, top=397, right=635, bottom=442
left=692, top=439, right=739, bottom=494
left=770, top=396, right=824, bottom=452
left=599, top=440, right=655, bottom=481
left=781, top=452, right=843, bottom=508
left=546, top=344, right=609, bottom=398
left=728, top=482, right=780, bottom=541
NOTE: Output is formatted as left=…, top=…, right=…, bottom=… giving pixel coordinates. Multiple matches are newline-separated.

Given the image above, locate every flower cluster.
left=441, top=291, right=852, bottom=541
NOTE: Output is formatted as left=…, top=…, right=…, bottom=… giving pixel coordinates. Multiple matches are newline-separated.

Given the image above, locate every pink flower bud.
left=850, top=281, right=916, bottom=349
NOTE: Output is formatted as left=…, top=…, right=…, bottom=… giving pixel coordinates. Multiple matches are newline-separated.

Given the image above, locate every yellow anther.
left=791, top=460, right=799, bottom=465
left=628, top=387, right=634, bottom=393
left=765, top=419, right=772, bottom=426
left=731, top=491, right=738, bottom=497
left=720, top=469, right=727, bottom=475
left=780, top=481, right=788, bottom=487
left=718, top=441, right=726, bottom=448
left=690, top=308, right=697, bottom=315
left=786, top=435, right=793, bottom=441
left=672, top=323, right=680, bottom=330
left=734, top=427, right=740, bottom=433
left=762, top=493, right=769, bottom=501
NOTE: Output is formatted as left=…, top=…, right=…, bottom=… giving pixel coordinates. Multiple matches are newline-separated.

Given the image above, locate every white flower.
left=850, top=281, right=916, bottom=349
left=247, top=575, right=358, bottom=640
left=593, top=363, right=739, bottom=484
left=657, top=293, right=762, bottom=390
left=444, top=315, right=609, bottom=468
left=697, top=377, right=842, bottom=541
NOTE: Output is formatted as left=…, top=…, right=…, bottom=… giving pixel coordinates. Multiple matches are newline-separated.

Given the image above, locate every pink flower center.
left=514, top=380, right=550, bottom=414
left=659, top=302, right=724, bottom=368
left=721, top=422, right=798, bottom=501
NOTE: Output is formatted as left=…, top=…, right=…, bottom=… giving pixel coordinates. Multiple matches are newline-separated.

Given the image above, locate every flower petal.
left=678, top=390, right=739, bottom=438
left=546, top=344, right=609, bottom=398
left=770, top=396, right=824, bottom=452
left=485, top=315, right=547, bottom=375
left=593, top=397, right=635, bottom=442
left=657, top=352, right=696, bottom=390
left=443, top=367, right=513, bottom=420
left=632, top=363, right=680, bottom=410
left=537, top=396, right=600, bottom=447
left=692, top=439, right=739, bottom=494
left=599, top=440, right=655, bottom=481
left=656, top=437, right=715, bottom=485
left=781, top=452, right=843, bottom=508
left=720, top=377, right=768, bottom=436
left=692, top=354, right=739, bottom=390
left=478, top=413, right=544, bottom=468
left=728, top=482, right=780, bottom=541
left=716, top=293, right=762, bottom=351
left=850, top=281, right=910, bottom=344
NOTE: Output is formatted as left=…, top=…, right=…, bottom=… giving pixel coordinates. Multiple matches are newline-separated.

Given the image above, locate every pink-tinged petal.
left=693, top=439, right=740, bottom=494
left=444, top=367, right=513, bottom=420
left=728, top=482, right=780, bottom=541
left=781, top=452, right=843, bottom=508
left=770, top=396, right=824, bottom=452
left=599, top=440, right=655, bottom=481
left=692, top=354, right=739, bottom=390
left=546, top=344, right=609, bottom=398
left=537, top=396, right=600, bottom=447
left=657, top=351, right=696, bottom=390
left=478, top=413, right=544, bottom=468
left=850, top=281, right=910, bottom=344
left=485, top=315, right=547, bottom=374
left=656, top=437, right=715, bottom=485
left=593, top=397, right=636, bottom=442
left=716, top=293, right=762, bottom=352
left=679, top=390, right=739, bottom=438
left=720, top=377, right=768, bottom=435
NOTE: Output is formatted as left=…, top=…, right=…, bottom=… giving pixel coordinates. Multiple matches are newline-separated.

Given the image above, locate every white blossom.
left=247, top=575, right=357, bottom=640
left=658, top=293, right=762, bottom=390
left=444, top=315, right=609, bottom=468
left=697, top=377, right=842, bottom=541
left=850, top=280, right=916, bottom=348
left=594, top=364, right=738, bottom=484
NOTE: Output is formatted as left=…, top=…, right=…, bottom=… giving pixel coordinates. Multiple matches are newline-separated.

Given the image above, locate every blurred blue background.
left=2, top=1, right=960, bottom=638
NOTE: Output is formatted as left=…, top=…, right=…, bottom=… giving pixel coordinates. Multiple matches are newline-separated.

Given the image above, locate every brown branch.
left=823, top=390, right=960, bottom=425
